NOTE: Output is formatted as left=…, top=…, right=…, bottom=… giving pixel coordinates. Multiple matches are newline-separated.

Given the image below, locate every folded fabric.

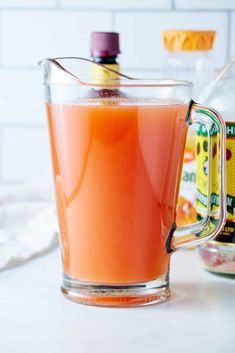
left=0, top=180, right=58, bottom=271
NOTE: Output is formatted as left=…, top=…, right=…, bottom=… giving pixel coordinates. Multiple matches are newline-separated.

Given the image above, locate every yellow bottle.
left=90, top=31, right=120, bottom=83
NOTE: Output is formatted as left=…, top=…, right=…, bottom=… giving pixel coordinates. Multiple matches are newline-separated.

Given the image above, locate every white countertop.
left=0, top=248, right=234, bottom=353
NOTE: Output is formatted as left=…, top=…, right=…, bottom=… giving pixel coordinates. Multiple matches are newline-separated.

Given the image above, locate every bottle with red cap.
left=90, top=31, right=121, bottom=84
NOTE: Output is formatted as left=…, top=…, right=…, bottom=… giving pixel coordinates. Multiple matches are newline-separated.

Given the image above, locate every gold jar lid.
left=162, top=30, right=216, bottom=51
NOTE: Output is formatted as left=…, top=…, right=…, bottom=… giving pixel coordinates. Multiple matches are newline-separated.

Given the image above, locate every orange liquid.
left=47, top=102, right=187, bottom=284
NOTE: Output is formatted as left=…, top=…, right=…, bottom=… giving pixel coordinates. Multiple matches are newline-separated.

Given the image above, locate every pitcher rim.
left=44, top=79, right=193, bottom=88
left=40, top=57, right=193, bottom=88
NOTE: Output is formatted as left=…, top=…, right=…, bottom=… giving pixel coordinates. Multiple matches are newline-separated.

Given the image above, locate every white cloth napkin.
left=0, top=180, right=59, bottom=271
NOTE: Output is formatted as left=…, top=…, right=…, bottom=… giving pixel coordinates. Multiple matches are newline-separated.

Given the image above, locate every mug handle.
left=166, top=100, right=226, bottom=253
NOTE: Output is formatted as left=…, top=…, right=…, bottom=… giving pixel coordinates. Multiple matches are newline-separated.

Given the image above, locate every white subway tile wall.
left=175, top=0, right=235, bottom=10
left=230, top=12, right=235, bottom=55
left=0, top=0, right=234, bottom=182
left=0, top=0, right=57, bottom=8
left=2, top=127, right=51, bottom=181
left=115, top=12, right=228, bottom=69
left=0, top=70, right=44, bottom=124
left=59, top=0, right=172, bottom=10
left=2, top=11, right=112, bottom=67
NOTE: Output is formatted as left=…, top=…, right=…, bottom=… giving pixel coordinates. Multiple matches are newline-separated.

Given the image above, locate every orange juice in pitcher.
left=177, top=127, right=197, bottom=226
left=40, top=57, right=226, bottom=307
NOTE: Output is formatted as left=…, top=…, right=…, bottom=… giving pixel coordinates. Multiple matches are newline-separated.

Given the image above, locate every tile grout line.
left=0, top=7, right=232, bottom=12
left=110, top=8, right=233, bottom=13
left=0, top=127, right=5, bottom=181
left=0, top=180, right=23, bottom=185
left=0, top=10, right=2, bottom=68
left=226, top=10, right=232, bottom=60
left=0, top=65, right=39, bottom=71
left=111, top=11, right=116, bottom=31
left=0, top=123, right=46, bottom=128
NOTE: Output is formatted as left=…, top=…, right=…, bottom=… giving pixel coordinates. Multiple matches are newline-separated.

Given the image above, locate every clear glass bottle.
left=162, top=30, right=216, bottom=100
left=162, top=30, right=216, bottom=227
left=198, top=55, right=235, bottom=276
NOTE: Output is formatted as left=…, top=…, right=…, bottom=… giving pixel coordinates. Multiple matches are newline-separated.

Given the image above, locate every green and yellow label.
left=196, top=122, right=235, bottom=243
left=90, top=63, right=120, bottom=84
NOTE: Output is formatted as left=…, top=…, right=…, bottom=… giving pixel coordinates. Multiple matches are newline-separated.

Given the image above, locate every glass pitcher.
left=40, top=57, right=226, bottom=307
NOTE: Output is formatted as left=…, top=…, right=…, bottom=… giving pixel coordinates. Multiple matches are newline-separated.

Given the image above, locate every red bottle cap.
left=90, top=32, right=120, bottom=58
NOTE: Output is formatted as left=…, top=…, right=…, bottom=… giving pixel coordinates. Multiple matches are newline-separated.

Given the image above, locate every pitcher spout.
left=39, top=56, right=133, bottom=87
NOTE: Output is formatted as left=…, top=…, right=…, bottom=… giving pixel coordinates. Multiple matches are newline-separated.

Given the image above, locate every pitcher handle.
left=166, top=101, right=226, bottom=253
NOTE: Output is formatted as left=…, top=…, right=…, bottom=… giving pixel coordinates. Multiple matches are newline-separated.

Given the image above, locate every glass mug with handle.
left=40, top=57, right=226, bottom=307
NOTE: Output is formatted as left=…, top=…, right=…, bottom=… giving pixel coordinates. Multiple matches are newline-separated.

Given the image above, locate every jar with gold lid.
left=162, top=30, right=217, bottom=228
left=162, top=30, right=216, bottom=99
